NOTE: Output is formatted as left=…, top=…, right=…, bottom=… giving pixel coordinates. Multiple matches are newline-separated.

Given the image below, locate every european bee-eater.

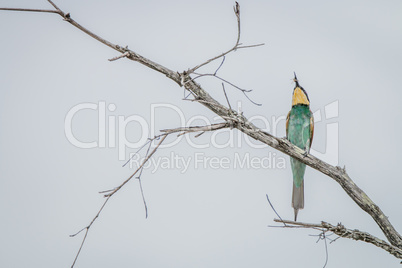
left=286, top=73, right=314, bottom=221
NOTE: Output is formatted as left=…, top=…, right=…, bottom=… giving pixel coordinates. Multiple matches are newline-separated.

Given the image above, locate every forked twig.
left=103, top=135, right=168, bottom=198
left=179, top=2, right=263, bottom=106
left=69, top=134, right=167, bottom=267
left=191, top=70, right=262, bottom=106
left=187, top=2, right=264, bottom=74
left=69, top=196, right=111, bottom=267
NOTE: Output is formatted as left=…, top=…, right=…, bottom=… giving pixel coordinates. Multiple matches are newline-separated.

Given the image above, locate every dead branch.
left=1, top=0, right=401, bottom=264
left=273, top=219, right=402, bottom=260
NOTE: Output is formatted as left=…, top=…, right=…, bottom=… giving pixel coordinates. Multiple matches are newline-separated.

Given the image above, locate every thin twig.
left=136, top=140, right=153, bottom=218
left=104, top=135, right=168, bottom=197
left=109, top=51, right=130, bottom=62
left=47, top=0, right=62, bottom=13
left=241, top=89, right=262, bottom=106
left=0, top=7, right=60, bottom=14
left=214, top=56, right=226, bottom=75
left=122, top=138, right=153, bottom=167
left=161, top=122, right=229, bottom=136
left=265, top=194, right=286, bottom=226
left=222, top=83, right=232, bottom=110
left=234, top=2, right=241, bottom=45
left=191, top=72, right=262, bottom=106
left=237, top=43, right=264, bottom=49
left=323, top=231, right=329, bottom=268
left=192, top=73, right=251, bottom=92
left=70, top=196, right=111, bottom=268
left=195, top=132, right=205, bottom=138
left=309, top=230, right=330, bottom=267
left=138, top=177, right=148, bottom=218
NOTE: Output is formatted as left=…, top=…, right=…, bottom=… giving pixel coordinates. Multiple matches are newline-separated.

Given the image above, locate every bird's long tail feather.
left=292, top=180, right=304, bottom=221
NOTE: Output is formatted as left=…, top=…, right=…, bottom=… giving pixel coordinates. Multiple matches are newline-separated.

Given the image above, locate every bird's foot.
left=302, top=150, right=308, bottom=158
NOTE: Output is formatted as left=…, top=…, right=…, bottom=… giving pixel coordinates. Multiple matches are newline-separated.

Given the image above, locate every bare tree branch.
left=0, top=7, right=60, bottom=14
left=273, top=219, right=402, bottom=260
left=2, top=0, right=401, bottom=263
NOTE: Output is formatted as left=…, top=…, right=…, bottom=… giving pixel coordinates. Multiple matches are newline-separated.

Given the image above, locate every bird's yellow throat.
left=292, top=87, right=310, bottom=106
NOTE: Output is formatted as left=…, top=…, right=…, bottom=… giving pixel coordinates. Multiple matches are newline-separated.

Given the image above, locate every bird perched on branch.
left=286, top=73, right=314, bottom=221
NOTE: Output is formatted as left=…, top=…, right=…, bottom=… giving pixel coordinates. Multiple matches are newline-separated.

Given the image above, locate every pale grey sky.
left=1, top=0, right=402, bottom=267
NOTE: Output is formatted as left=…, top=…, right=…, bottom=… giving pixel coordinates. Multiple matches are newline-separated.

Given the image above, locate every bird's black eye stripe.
left=300, top=87, right=310, bottom=102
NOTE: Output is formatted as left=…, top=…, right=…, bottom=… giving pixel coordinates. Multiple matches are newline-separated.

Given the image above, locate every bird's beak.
left=293, top=72, right=299, bottom=87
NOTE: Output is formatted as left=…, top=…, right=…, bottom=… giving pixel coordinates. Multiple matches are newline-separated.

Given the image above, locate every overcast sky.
left=1, top=0, right=402, bottom=267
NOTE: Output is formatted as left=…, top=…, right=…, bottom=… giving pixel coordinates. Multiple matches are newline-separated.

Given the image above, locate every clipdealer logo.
left=64, top=101, right=339, bottom=170
left=128, top=151, right=287, bottom=173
